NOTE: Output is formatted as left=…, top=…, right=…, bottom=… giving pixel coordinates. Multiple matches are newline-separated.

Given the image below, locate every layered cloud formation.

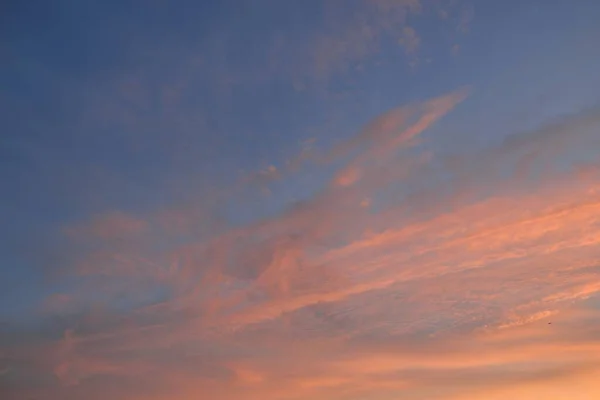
left=3, top=88, right=600, bottom=399
left=3, top=1, right=600, bottom=399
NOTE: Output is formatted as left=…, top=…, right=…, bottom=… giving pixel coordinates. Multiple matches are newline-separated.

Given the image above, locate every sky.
left=2, top=0, right=600, bottom=399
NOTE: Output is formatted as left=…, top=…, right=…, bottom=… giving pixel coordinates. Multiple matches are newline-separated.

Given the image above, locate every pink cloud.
left=5, top=94, right=600, bottom=400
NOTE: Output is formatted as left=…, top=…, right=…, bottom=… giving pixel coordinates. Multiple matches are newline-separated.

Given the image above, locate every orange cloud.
left=5, top=94, right=600, bottom=400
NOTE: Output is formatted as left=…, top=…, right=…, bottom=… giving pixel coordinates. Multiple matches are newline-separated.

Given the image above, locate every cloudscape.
left=2, top=1, right=600, bottom=399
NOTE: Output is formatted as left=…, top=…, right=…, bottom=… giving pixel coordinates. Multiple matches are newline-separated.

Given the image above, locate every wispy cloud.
left=267, top=0, right=473, bottom=83
left=3, top=87, right=600, bottom=399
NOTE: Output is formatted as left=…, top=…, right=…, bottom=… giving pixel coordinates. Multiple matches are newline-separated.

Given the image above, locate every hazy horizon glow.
left=2, top=1, right=600, bottom=399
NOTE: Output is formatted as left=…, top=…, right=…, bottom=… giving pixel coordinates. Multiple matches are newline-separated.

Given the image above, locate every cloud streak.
left=3, top=90, right=600, bottom=400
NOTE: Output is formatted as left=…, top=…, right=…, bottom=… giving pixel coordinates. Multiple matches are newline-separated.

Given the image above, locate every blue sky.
left=2, top=1, right=600, bottom=399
